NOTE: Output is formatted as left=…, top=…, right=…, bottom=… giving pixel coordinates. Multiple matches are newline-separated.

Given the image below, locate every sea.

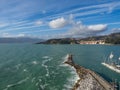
left=0, top=44, right=120, bottom=90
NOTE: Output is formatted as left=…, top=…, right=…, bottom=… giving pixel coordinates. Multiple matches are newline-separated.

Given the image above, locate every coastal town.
left=78, top=40, right=105, bottom=44
left=38, top=32, right=120, bottom=45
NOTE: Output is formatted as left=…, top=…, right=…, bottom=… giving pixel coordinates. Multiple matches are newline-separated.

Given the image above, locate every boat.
left=101, top=52, right=120, bottom=73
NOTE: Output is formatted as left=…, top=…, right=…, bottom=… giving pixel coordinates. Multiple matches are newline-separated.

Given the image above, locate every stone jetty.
left=64, top=54, right=116, bottom=90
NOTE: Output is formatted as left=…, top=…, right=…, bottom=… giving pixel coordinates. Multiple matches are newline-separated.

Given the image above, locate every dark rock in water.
left=64, top=54, right=74, bottom=65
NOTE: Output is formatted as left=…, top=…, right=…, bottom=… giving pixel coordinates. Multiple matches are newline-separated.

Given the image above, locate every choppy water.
left=0, top=44, right=120, bottom=90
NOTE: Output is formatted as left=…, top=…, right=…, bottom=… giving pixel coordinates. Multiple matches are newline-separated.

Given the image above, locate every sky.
left=0, top=0, right=120, bottom=39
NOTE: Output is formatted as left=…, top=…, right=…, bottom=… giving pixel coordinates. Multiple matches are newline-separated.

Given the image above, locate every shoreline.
left=64, top=54, right=115, bottom=90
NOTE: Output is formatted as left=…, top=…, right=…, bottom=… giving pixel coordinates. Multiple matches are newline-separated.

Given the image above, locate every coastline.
left=64, top=54, right=115, bottom=90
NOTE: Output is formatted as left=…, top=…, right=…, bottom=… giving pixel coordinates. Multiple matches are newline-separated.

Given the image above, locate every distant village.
left=78, top=40, right=105, bottom=45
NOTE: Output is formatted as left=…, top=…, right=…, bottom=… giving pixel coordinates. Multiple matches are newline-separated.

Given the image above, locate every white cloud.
left=46, top=21, right=108, bottom=39
left=48, top=15, right=108, bottom=38
left=68, top=21, right=107, bottom=37
left=35, top=20, right=43, bottom=26
left=1, top=33, right=25, bottom=38
left=0, top=23, right=8, bottom=28
left=45, top=1, right=120, bottom=21
left=109, top=28, right=120, bottom=34
left=17, top=33, right=25, bottom=37
left=49, top=17, right=68, bottom=28
left=88, top=24, right=107, bottom=32
left=107, top=2, right=120, bottom=13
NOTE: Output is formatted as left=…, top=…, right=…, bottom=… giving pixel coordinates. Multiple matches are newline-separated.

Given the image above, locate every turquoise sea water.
left=0, top=44, right=120, bottom=90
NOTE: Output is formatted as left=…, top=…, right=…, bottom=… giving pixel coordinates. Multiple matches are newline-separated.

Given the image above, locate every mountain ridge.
left=0, top=37, right=43, bottom=43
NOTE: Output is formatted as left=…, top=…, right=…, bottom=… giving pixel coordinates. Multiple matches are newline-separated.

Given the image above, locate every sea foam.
left=32, top=61, right=38, bottom=65
left=61, top=55, right=80, bottom=90
left=4, top=77, right=29, bottom=90
left=42, top=56, right=53, bottom=77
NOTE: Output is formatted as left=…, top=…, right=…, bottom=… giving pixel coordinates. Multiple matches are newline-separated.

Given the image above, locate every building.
left=79, top=40, right=105, bottom=45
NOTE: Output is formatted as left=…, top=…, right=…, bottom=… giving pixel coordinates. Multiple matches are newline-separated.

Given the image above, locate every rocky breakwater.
left=64, top=54, right=115, bottom=90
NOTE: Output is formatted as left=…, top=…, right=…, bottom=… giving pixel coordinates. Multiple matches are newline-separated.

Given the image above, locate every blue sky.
left=0, top=0, right=120, bottom=38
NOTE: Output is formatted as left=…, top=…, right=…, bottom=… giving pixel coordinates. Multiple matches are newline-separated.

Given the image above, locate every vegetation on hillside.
left=38, top=33, right=120, bottom=44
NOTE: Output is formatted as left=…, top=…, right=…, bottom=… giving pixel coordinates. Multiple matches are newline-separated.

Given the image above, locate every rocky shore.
left=64, top=54, right=115, bottom=90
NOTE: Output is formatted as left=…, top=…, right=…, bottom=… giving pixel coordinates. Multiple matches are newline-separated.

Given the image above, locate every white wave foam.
left=31, top=77, right=36, bottom=83
left=63, top=84, right=72, bottom=90
left=42, top=57, right=53, bottom=77
left=63, top=69, right=79, bottom=90
left=39, top=84, right=48, bottom=90
left=35, top=82, right=39, bottom=86
left=23, top=69, right=27, bottom=72
left=32, top=61, right=38, bottom=65
left=4, top=77, right=29, bottom=90
left=42, top=56, right=49, bottom=59
left=62, top=54, right=69, bottom=62
left=59, top=55, right=70, bottom=67
left=17, top=77, right=29, bottom=84
left=62, top=55, right=80, bottom=90
left=15, top=64, right=21, bottom=70
left=42, top=61, right=50, bottom=77
left=38, top=78, right=42, bottom=82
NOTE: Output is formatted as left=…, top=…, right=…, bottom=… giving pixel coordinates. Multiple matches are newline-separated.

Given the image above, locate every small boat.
left=101, top=52, right=120, bottom=73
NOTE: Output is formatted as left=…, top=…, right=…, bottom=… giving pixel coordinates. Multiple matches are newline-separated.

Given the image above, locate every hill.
left=37, top=32, right=120, bottom=44
left=0, top=37, right=43, bottom=43
left=37, top=38, right=78, bottom=44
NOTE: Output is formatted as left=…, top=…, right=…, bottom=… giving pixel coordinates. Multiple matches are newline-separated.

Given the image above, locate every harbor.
left=64, top=54, right=116, bottom=90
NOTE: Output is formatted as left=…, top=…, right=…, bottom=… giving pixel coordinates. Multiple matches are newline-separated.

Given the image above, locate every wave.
left=62, top=54, right=69, bottom=62
left=42, top=56, right=50, bottom=59
left=32, top=61, right=38, bottom=65
left=39, top=83, right=48, bottom=90
left=63, top=84, right=72, bottom=90
left=4, top=77, right=29, bottom=90
left=59, top=56, right=68, bottom=68
left=42, top=56, right=52, bottom=77
left=35, top=82, right=39, bottom=86
left=62, top=66, right=79, bottom=90
left=17, top=77, right=29, bottom=84
left=15, top=64, right=21, bottom=70
left=23, top=69, right=27, bottom=72
left=38, top=78, right=42, bottom=82
left=61, top=55, right=80, bottom=90
left=31, top=77, right=36, bottom=83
